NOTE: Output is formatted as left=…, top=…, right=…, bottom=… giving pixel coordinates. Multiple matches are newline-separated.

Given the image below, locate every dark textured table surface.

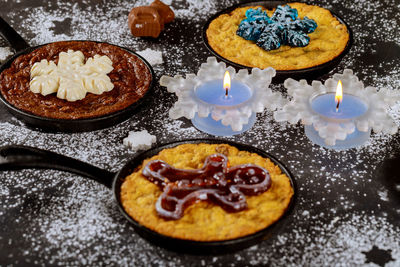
left=0, top=0, right=399, bottom=266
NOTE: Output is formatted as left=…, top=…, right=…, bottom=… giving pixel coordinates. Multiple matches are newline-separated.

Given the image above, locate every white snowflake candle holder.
left=274, top=69, right=399, bottom=150
left=160, top=57, right=285, bottom=136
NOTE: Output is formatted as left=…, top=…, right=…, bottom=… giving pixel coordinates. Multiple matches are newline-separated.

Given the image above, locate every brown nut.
left=150, top=0, right=175, bottom=24
left=128, top=6, right=164, bottom=38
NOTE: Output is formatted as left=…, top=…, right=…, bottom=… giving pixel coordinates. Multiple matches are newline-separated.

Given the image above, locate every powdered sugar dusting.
left=1, top=0, right=400, bottom=265
left=247, top=212, right=400, bottom=266
left=0, top=46, right=13, bottom=62
left=137, top=48, right=163, bottom=66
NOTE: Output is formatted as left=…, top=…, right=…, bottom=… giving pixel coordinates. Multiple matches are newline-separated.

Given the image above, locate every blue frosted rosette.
left=236, top=5, right=317, bottom=51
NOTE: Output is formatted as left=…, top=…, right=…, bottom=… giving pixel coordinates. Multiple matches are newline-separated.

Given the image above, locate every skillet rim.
left=0, top=40, right=155, bottom=132
left=201, top=1, right=353, bottom=82
left=112, top=138, right=297, bottom=254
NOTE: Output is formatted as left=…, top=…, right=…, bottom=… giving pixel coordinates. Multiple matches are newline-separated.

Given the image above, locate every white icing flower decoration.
left=30, top=50, right=114, bottom=102
left=274, top=69, right=400, bottom=146
left=160, top=57, right=285, bottom=132
left=123, top=130, right=157, bottom=151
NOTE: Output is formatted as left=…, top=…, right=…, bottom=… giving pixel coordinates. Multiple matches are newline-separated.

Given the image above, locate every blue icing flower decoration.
left=271, top=5, right=298, bottom=22
left=257, top=31, right=281, bottom=50
left=237, top=20, right=268, bottom=41
left=245, top=8, right=272, bottom=23
left=287, top=31, right=310, bottom=47
left=301, top=17, right=318, bottom=33
left=289, top=17, right=317, bottom=33
left=236, top=5, right=317, bottom=51
left=237, top=8, right=272, bottom=41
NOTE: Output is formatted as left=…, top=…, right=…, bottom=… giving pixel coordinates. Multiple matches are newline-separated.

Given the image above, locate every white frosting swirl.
left=29, top=49, right=114, bottom=102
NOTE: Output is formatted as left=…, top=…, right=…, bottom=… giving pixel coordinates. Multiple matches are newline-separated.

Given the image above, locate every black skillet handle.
left=0, top=145, right=115, bottom=188
left=0, top=17, right=30, bottom=52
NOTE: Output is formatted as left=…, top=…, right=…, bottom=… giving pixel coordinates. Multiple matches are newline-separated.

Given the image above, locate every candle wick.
left=225, top=87, right=229, bottom=98
left=336, top=101, right=340, bottom=112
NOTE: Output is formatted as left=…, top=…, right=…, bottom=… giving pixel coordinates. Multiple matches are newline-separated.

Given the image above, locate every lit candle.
left=192, top=71, right=256, bottom=136
left=335, top=80, right=343, bottom=112
left=161, top=57, right=280, bottom=137
left=304, top=80, right=370, bottom=149
left=194, top=71, right=252, bottom=105
left=273, top=69, right=400, bottom=150
left=311, top=83, right=367, bottom=120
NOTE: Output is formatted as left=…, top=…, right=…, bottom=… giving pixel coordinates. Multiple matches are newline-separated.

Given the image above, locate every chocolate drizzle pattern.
left=142, top=153, right=271, bottom=220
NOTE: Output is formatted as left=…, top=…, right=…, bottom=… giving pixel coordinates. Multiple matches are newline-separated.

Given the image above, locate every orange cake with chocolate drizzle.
left=120, top=143, right=294, bottom=241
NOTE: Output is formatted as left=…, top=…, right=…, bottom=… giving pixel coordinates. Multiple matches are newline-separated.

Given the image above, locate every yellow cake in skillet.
left=206, top=2, right=350, bottom=70
left=120, top=143, right=294, bottom=241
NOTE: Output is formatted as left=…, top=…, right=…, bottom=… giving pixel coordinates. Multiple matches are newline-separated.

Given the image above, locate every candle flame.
left=335, top=80, right=343, bottom=112
left=223, top=71, right=231, bottom=97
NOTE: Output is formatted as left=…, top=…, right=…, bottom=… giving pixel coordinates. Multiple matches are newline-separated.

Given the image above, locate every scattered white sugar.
left=378, top=189, right=389, bottom=201
left=0, top=122, right=128, bottom=171
left=1, top=0, right=400, bottom=265
left=137, top=48, right=163, bottom=66
left=0, top=47, right=13, bottom=62
left=1, top=109, right=400, bottom=267
left=302, top=210, right=310, bottom=217
left=263, top=212, right=400, bottom=266
left=5, top=0, right=222, bottom=46
left=174, top=0, right=216, bottom=21
left=8, top=1, right=144, bottom=47
left=123, top=130, right=157, bottom=151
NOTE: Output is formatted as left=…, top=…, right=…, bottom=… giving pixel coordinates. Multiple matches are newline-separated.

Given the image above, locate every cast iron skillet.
left=202, top=1, right=353, bottom=83
left=0, top=17, right=155, bottom=132
left=0, top=139, right=296, bottom=254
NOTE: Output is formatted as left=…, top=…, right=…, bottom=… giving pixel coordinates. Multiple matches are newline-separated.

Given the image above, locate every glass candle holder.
left=192, top=79, right=256, bottom=136
left=274, top=69, right=399, bottom=150
left=160, top=57, right=285, bottom=136
left=304, top=92, right=370, bottom=149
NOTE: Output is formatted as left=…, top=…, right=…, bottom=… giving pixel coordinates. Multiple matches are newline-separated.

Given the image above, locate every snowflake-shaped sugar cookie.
left=274, top=69, right=400, bottom=146
left=123, top=130, right=157, bottom=151
left=30, top=50, right=114, bottom=102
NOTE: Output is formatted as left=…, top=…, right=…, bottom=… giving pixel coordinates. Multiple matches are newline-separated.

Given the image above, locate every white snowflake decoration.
left=30, top=50, right=114, bottom=102
left=274, top=69, right=400, bottom=146
left=160, top=57, right=285, bottom=132
left=123, top=130, right=156, bottom=151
